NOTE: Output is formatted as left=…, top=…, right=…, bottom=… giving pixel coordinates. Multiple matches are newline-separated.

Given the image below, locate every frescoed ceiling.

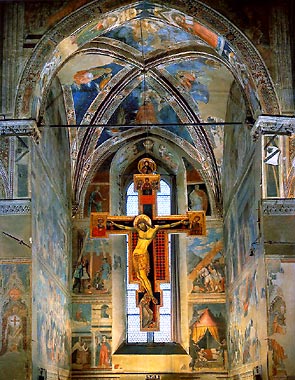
left=45, top=1, right=258, bottom=211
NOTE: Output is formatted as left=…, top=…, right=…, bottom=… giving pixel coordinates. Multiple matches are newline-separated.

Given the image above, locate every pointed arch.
left=15, top=1, right=279, bottom=120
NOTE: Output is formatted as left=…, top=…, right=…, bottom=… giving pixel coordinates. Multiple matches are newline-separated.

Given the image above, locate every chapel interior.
left=0, top=1, right=294, bottom=380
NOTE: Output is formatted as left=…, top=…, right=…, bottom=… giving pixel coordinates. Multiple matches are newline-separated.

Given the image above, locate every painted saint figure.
left=71, top=338, right=89, bottom=366
left=189, top=185, right=208, bottom=212
left=81, top=259, right=91, bottom=291
left=88, top=186, right=106, bottom=216
left=135, top=100, right=158, bottom=124
left=100, top=257, right=111, bottom=291
left=96, top=335, right=111, bottom=368
left=110, top=214, right=187, bottom=303
left=142, top=178, right=152, bottom=194
left=92, top=218, right=106, bottom=237
left=73, top=262, right=83, bottom=293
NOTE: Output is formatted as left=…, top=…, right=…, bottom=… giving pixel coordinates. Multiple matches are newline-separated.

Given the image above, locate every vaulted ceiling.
left=38, top=1, right=271, bottom=214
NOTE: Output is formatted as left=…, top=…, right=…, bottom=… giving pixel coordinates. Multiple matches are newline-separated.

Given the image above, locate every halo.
left=133, top=214, right=151, bottom=227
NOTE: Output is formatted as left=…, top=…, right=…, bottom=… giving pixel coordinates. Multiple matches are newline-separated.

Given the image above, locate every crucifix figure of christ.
left=90, top=157, right=206, bottom=331
left=109, top=214, right=188, bottom=305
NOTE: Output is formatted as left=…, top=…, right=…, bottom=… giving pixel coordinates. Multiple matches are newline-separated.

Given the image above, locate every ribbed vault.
left=14, top=1, right=279, bottom=215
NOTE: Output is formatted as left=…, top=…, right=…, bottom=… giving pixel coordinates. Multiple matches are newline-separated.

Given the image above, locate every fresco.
left=189, top=304, right=226, bottom=370
left=187, top=183, right=210, bottom=215
left=24, top=1, right=90, bottom=34
left=71, top=228, right=113, bottom=372
left=228, top=270, right=260, bottom=368
left=71, top=302, right=112, bottom=371
left=163, top=58, right=220, bottom=109
left=72, top=236, right=112, bottom=295
left=72, top=331, right=112, bottom=370
left=96, top=333, right=112, bottom=369
left=0, top=263, right=31, bottom=380
left=263, top=135, right=281, bottom=197
left=223, top=125, right=253, bottom=202
left=29, top=120, right=73, bottom=376
left=187, top=226, right=224, bottom=294
left=236, top=168, right=259, bottom=269
left=32, top=171, right=69, bottom=286
left=24, top=0, right=263, bottom=127
left=201, top=118, right=225, bottom=171
left=72, top=335, right=91, bottom=370
left=72, top=303, right=91, bottom=333
left=113, top=82, right=174, bottom=125
left=71, top=61, right=125, bottom=124
left=104, top=18, right=197, bottom=54
left=60, top=53, right=232, bottom=150
left=106, top=82, right=195, bottom=145
left=223, top=201, right=238, bottom=283
left=266, top=259, right=295, bottom=377
left=32, top=128, right=71, bottom=287
left=0, top=214, right=31, bottom=260
left=85, top=184, right=109, bottom=218
left=286, top=135, right=295, bottom=197
left=35, top=266, right=71, bottom=369
left=15, top=136, right=30, bottom=198
left=54, top=2, right=247, bottom=150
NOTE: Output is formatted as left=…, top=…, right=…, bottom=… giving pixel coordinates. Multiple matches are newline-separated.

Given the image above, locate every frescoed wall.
left=266, top=259, right=295, bottom=378
left=223, top=122, right=260, bottom=283
left=71, top=229, right=113, bottom=373
left=236, top=168, right=260, bottom=269
left=85, top=184, right=110, bottom=218
left=222, top=118, right=267, bottom=376
left=1, top=1, right=293, bottom=379
left=72, top=234, right=112, bottom=296
left=189, top=303, right=227, bottom=370
left=32, top=174, right=69, bottom=284
left=227, top=268, right=261, bottom=368
left=0, top=214, right=31, bottom=259
left=223, top=124, right=253, bottom=207
left=0, top=136, right=10, bottom=198
left=31, top=125, right=72, bottom=376
left=71, top=323, right=112, bottom=370
left=0, top=263, right=31, bottom=380
left=187, top=223, right=224, bottom=294
left=35, top=265, right=71, bottom=368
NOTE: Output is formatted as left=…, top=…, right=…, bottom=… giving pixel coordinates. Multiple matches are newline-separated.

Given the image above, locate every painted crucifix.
left=90, top=157, right=206, bottom=331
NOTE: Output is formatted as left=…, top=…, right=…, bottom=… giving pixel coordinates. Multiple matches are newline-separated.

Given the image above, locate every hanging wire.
left=139, top=15, right=150, bottom=152
left=35, top=122, right=247, bottom=129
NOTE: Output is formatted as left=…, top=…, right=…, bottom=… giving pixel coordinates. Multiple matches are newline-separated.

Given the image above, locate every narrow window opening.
left=126, top=179, right=172, bottom=343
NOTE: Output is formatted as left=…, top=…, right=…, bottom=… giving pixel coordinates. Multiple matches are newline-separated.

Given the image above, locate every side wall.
left=31, top=123, right=72, bottom=379
left=0, top=208, right=32, bottom=379
left=223, top=125, right=269, bottom=378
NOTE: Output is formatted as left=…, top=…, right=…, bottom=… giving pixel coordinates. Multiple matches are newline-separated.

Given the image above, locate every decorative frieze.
left=0, top=199, right=31, bottom=215
left=0, top=119, right=41, bottom=142
left=251, top=115, right=295, bottom=140
left=262, top=198, right=295, bottom=215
